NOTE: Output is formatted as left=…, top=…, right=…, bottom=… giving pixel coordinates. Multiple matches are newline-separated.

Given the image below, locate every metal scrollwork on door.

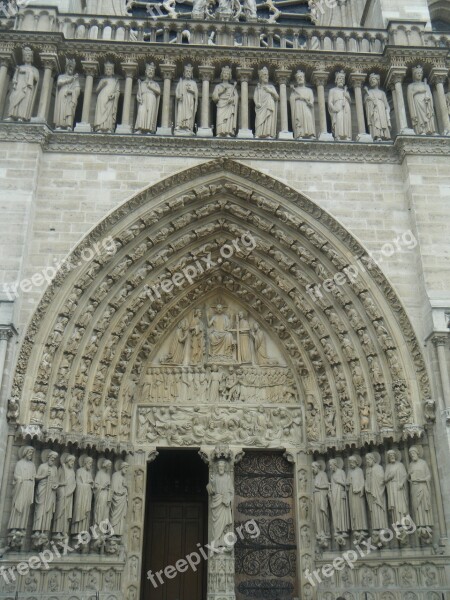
left=234, top=452, right=298, bottom=600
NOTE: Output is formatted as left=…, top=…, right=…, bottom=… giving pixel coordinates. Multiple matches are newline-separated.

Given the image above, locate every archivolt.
left=10, top=159, right=432, bottom=453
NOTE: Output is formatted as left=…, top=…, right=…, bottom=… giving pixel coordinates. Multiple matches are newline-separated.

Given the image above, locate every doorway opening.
left=141, top=449, right=209, bottom=600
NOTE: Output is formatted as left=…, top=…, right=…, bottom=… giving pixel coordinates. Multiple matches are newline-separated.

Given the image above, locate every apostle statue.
left=134, top=62, right=160, bottom=135
left=175, top=64, right=198, bottom=134
left=94, top=62, right=120, bottom=133
left=328, top=70, right=352, bottom=141
left=312, top=461, right=330, bottom=542
left=110, top=460, right=129, bottom=536
left=8, top=446, right=36, bottom=532
left=254, top=66, right=279, bottom=139
left=346, top=455, right=368, bottom=535
left=290, top=70, right=316, bottom=139
left=407, top=65, right=436, bottom=135
left=33, top=450, right=59, bottom=533
left=328, top=458, right=349, bottom=540
left=208, top=304, right=235, bottom=360
left=54, top=58, right=81, bottom=131
left=53, top=453, right=77, bottom=537
left=365, top=452, right=388, bottom=531
left=212, top=66, right=238, bottom=138
left=408, top=446, right=433, bottom=531
left=94, top=458, right=112, bottom=528
left=207, top=459, right=234, bottom=548
left=364, top=73, right=391, bottom=141
left=72, top=455, right=94, bottom=535
left=6, top=47, right=39, bottom=122
left=384, top=449, right=409, bottom=525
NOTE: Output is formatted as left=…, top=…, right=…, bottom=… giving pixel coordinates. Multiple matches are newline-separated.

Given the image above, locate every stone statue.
left=290, top=70, right=316, bottom=139
left=252, top=322, right=270, bottom=365
left=6, top=47, right=39, bottom=122
left=365, top=452, right=388, bottom=530
left=53, top=453, right=77, bottom=536
left=8, top=446, right=36, bottom=531
left=254, top=66, right=279, bottom=139
left=237, top=312, right=252, bottom=363
left=312, top=461, right=330, bottom=542
left=207, top=460, right=234, bottom=548
left=190, top=308, right=205, bottom=364
left=212, top=66, right=238, bottom=138
left=33, top=450, right=59, bottom=532
left=408, top=446, right=433, bottom=530
left=346, top=455, right=368, bottom=535
left=208, top=304, right=235, bottom=360
left=164, top=319, right=189, bottom=364
left=175, top=64, right=198, bottom=134
left=72, top=455, right=94, bottom=534
left=54, top=58, right=81, bottom=131
left=192, top=0, right=208, bottom=18
left=134, top=62, right=160, bottom=134
left=94, top=458, right=112, bottom=528
left=364, top=73, right=391, bottom=141
left=94, top=62, right=120, bottom=133
left=328, top=70, right=352, bottom=141
left=243, top=0, right=257, bottom=19
left=110, top=460, right=129, bottom=536
left=328, top=458, right=349, bottom=539
left=385, top=449, right=409, bottom=524
left=407, top=66, right=436, bottom=135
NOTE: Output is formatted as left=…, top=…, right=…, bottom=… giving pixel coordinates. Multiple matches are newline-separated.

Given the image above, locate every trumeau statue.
left=6, top=47, right=39, bottom=122
left=328, top=70, right=352, bottom=141
left=364, top=73, right=391, bottom=141
left=207, top=459, right=234, bottom=548
left=175, top=64, right=198, bottom=134
left=72, top=455, right=94, bottom=534
left=365, top=452, right=388, bottom=531
left=346, top=455, right=368, bottom=536
left=408, top=446, right=433, bottom=532
left=312, top=461, right=330, bottom=543
left=134, top=62, right=160, bottom=135
left=290, top=70, right=316, bottom=139
left=94, top=458, right=112, bottom=528
left=110, top=460, right=129, bottom=536
left=53, top=453, right=77, bottom=536
left=33, top=450, right=59, bottom=532
left=407, top=66, right=436, bottom=135
left=254, top=66, right=279, bottom=139
left=328, top=458, right=349, bottom=541
left=385, top=449, right=409, bottom=524
left=212, top=66, right=239, bottom=138
left=54, top=58, right=80, bottom=131
left=94, top=62, right=120, bottom=133
left=8, top=446, right=36, bottom=531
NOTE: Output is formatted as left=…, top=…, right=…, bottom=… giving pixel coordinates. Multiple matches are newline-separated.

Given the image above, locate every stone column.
left=0, top=52, right=12, bottom=118
left=312, top=70, right=333, bottom=141
left=35, top=53, right=58, bottom=123
left=197, top=65, right=214, bottom=138
left=236, top=67, right=253, bottom=139
left=386, top=68, right=414, bottom=136
left=432, top=335, right=450, bottom=420
left=276, top=67, right=293, bottom=140
left=430, top=68, right=450, bottom=136
left=350, top=72, right=373, bottom=142
left=0, top=325, right=14, bottom=400
left=75, top=60, right=98, bottom=132
left=116, top=61, right=137, bottom=134
left=157, top=62, right=176, bottom=136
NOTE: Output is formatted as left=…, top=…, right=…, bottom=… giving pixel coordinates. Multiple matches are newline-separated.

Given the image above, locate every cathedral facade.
left=0, top=0, right=449, bottom=599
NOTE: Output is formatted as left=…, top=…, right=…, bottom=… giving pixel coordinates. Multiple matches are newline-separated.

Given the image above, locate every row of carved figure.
left=7, top=447, right=129, bottom=554
left=4, top=49, right=446, bottom=139
left=312, top=447, right=433, bottom=549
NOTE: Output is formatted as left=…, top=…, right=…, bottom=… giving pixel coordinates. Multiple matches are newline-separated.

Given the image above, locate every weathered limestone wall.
left=361, top=0, right=431, bottom=28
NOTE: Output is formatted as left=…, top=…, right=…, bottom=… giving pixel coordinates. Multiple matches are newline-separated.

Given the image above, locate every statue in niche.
left=407, top=66, right=436, bottom=135
left=328, top=458, right=349, bottom=542
left=408, top=446, right=433, bottom=537
left=8, top=446, right=36, bottom=532
left=134, top=62, right=160, bottom=135
left=175, top=64, right=198, bottom=134
left=94, top=62, right=120, bottom=133
left=237, top=312, right=252, bottom=363
left=290, top=70, right=316, bottom=139
left=190, top=308, right=205, bottom=364
left=312, top=461, right=330, bottom=544
left=365, top=452, right=388, bottom=531
left=346, top=455, right=368, bottom=538
left=72, top=455, right=94, bottom=535
left=384, top=449, right=409, bottom=524
left=208, top=304, right=235, bottom=361
left=94, top=458, right=112, bottom=528
left=163, top=319, right=189, bottom=364
left=328, top=70, right=352, bottom=141
left=33, top=450, right=59, bottom=533
left=54, top=58, right=80, bottom=131
left=364, top=73, right=391, bottom=141
left=110, top=460, right=129, bottom=536
left=212, top=66, right=239, bottom=138
left=53, top=453, right=77, bottom=537
left=254, top=66, right=279, bottom=139
left=207, top=459, right=234, bottom=548
left=6, top=47, right=39, bottom=122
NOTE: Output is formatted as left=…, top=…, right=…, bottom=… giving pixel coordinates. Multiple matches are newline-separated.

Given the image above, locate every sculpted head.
left=335, top=70, right=346, bottom=87
left=216, top=303, right=224, bottom=314
left=412, top=65, right=423, bottom=82
left=221, top=66, right=232, bottom=82
left=348, top=456, right=359, bottom=469
left=22, top=47, right=33, bottom=64
left=369, top=73, right=380, bottom=88
left=85, top=456, right=93, bottom=470
left=104, top=61, right=115, bottom=77
left=365, top=453, right=374, bottom=467
left=329, top=459, right=337, bottom=472
left=386, top=450, right=397, bottom=464
left=23, top=446, right=35, bottom=461
left=48, top=451, right=58, bottom=466
left=295, top=70, right=306, bottom=85
left=184, top=63, right=193, bottom=79
left=65, top=454, right=76, bottom=468
left=409, top=446, right=419, bottom=461
left=121, top=461, right=130, bottom=474
left=102, top=459, right=112, bottom=471
left=312, top=461, right=321, bottom=475
left=259, top=66, right=269, bottom=84
left=145, top=62, right=156, bottom=78
left=217, top=460, right=226, bottom=475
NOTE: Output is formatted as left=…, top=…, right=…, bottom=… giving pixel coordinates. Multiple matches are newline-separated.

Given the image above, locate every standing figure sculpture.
left=290, top=70, right=316, bottom=139
left=135, top=62, right=160, bottom=134
left=243, top=0, right=257, bottom=19
left=33, top=450, right=59, bottom=533
left=207, top=460, right=234, bottom=548
left=328, top=71, right=352, bottom=141
left=365, top=452, right=388, bottom=532
left=8, top=446, right=36, bottom=535
left=254, top=66, right=279, bottom=139
left=364, top=73, right=391, bottom=141
left=54, top=58, right=80, bottom=131
left=312, top=461, right=330, bottom=544
left=212, top=66, right=239, bottom=138
left=407, top=66, right=436, bottom=135
left=6, top=47, right=39, bottom=122
left=94, top=62, right=120, bottom=133
left=237, top=312, right=252, bottom=363
left=384, top=449, right=409, bottom=525
left=53, top=453, right=77, bottom=537
left=72, top=455, right=94, bottom=535
left=408, top=446, right=433, bottom=540
left=164, top=319, right=189, bottom=364
left=346, top=455, right=368, bottom=539
left=175, top=64, right=198, bottom=134
left=94, top=458, right=112, bottom=528
left=190, top=308, right=205, bottom=364
left=110, top=461, right=129, bottom=536
left=328, top=458, right=349, bottom=543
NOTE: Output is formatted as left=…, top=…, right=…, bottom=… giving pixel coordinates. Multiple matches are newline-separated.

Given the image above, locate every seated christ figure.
left=208, top=304, right=235, bottom=360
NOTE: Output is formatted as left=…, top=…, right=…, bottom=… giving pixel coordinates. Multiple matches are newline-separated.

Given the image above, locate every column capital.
left=311, top=70, right=329, bottom=87
left=159, top=63, right=176, bottom=79
left=385, top=66, right=407, bottom=89
left=349, top=72, right=368, bottom=87
left=81, top=60, right=99, bottom=77
left=121, top=61, right=138, bottom=78
left=39, top=52, right=59, bottom=73
left=429, top=67, right=450, bottom=86
left=0, top=48, right=13, bottom=68
left=198, top=65, right=215, bottom=81
left=0, top=324, right=17, bottom=341
left=236, top=66, right=253, bottom=82
left=432, top=333, right=449, bottom=348
left=275, top=68, right=291, bottom=85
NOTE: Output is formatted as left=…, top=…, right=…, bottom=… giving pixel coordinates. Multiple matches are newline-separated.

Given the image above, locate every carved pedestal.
left=208, top=553, right=236, bottom=600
